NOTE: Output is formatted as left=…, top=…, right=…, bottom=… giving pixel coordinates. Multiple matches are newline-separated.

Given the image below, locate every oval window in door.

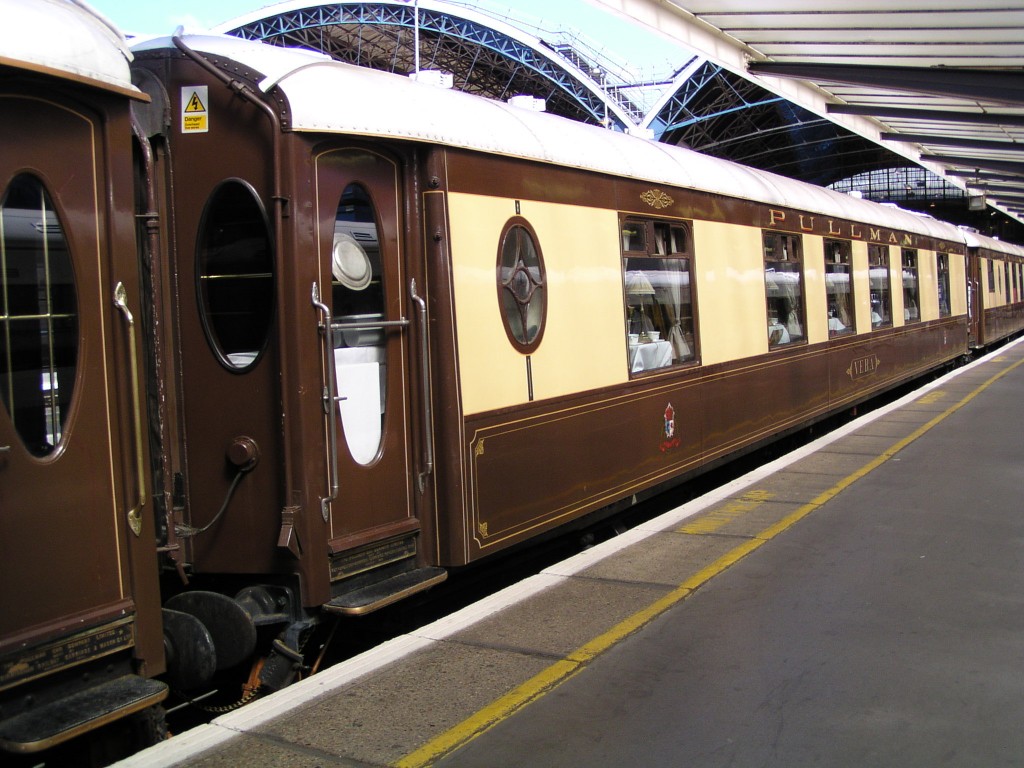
left=331, top=183, right=386, bottom=465
left=0, top=174, right=78, bottom=457
left=196, top=179, right=274, bottom=370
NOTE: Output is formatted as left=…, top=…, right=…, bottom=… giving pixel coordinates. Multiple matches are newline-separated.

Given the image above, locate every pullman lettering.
left=767, top=208, right=961, bottom=254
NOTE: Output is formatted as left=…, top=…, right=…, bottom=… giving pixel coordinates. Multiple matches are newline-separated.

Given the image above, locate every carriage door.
left=0, top=99, right=141, bottom=649
left=316, top=148, right=419, bottom=551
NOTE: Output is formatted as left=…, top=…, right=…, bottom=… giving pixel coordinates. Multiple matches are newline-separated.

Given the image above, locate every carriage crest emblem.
left=660, top=403, right=680, bottom=452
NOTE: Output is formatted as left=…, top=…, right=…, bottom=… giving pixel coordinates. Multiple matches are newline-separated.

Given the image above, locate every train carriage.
left=0, top=0, right=166, bottom=755
left=963, top=230, right=1024, bottom=347
left=5, top=6, right=1024, bottom=758
left=127, top=32, right=972, bottom=651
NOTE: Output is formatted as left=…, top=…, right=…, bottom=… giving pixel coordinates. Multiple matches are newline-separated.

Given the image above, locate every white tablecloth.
left=334, top=347, right=385, bottom=465
left=629, top=340, right=673, bottom=372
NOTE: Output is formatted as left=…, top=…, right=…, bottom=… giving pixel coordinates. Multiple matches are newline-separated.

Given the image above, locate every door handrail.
left=331, top=318, right=410, bottom=331
left=112, top=281, right=146, bottom=536
left=311, top=282, right=338, bottom=521
left=409, top=279, right=434, bottom=492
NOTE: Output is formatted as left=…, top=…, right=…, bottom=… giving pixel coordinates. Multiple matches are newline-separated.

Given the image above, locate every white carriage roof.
left=963, top=229, right=1024, bottom=259
left=136, top=32, right=987, bottom=248
left=0, top=0, right=140, bottom=97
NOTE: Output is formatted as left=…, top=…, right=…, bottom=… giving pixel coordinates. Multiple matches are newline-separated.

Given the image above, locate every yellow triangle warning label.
left=181, top=85, right=209, bottom=134
left=184, top=91, right=206, bottom=113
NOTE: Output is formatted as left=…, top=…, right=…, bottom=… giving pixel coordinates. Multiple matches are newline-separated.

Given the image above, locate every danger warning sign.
left=181, top=85, right=208, bottom=134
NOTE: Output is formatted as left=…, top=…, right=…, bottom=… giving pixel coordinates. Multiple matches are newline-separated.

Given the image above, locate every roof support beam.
left=880, top=133, right=1024, bottom=153
left=827, top=104, right=1024, bottom=128
left=920, top=155, right=1024, bottom=176
left=981, top=191, right=1024, bottom=204
left=966, top=185, right=1024, bottom=198
left=747, top=62, right=1024, bottom=105
left=946, top=170, right=1024, bottom=183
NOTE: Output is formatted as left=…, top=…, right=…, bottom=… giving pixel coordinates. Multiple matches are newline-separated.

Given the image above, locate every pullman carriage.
left=128, top=31, right=972, bottom=660
left=0, top=0, right=166, bottom=755
left=963, top=230, right=1024, bottom=348
left=4, top=8, right=1020, bottom=758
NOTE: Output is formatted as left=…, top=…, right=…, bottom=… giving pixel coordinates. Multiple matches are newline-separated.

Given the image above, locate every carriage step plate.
left=0, top=675, right=168, bottom=754
left=323, top=566, right=447, bottom=616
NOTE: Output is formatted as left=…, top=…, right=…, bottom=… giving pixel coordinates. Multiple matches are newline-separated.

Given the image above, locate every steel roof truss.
left=748, top=62, right=1024, bottom=105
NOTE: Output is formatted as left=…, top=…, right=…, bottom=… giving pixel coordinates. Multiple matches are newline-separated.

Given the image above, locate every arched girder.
left=643, top=58, right=896, bottom=186
left=218, top=0, right=639, bottom=131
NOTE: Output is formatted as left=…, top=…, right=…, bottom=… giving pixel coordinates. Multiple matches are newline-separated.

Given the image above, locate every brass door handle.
left=113, top=282, right=146, bottom=535
left=312, top=282, right=338, bottom=521
left=409, top=278, right=434, bottom=492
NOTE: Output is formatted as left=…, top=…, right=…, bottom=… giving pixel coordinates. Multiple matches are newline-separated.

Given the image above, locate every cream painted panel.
left=449, top=194, right=529, bottom=415
left=518, top=200, right=627, bottom=401
left=991, top=260, right=1007, bottom=307
left=891, top=256, right=906, bottom=327
left=851, top=241, right=870, bottom=334
left=693, top=220, right=766, bottom=365
left=918, top=251, right=937, bottom=321
left=950, top=253, right=968, bottom=316
left=803, top=234, right=827, bottom=344
left=985, top=258, right=1003, bottom=307
left=448, top=193, right=626, bottom=416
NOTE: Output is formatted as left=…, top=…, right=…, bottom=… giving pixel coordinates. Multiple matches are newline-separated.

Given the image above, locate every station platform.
left=118, top=337, right=1024, bottom=768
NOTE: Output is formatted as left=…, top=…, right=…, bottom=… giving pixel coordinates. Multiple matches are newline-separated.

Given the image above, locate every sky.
left=85, top=0, right=692, bottom=80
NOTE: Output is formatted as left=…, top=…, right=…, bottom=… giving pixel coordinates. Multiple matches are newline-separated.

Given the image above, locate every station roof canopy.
left=594, top=0, right=1024, bottom=222
left=217, top=1, right=1024, bottom=233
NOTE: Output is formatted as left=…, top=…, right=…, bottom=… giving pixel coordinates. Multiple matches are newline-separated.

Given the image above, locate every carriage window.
left=497, top=218, right=546, bottom=354
left=196, top=180, right=273, bottom=370
left=331, top=183, right=387, bottom=465
left=937, top=253, right=951, bottom=318
left=621, top=217, right=696, bottom=374
left=902, top=249, right=920, bottom=323
left=763, top=231, right=805, bottom=347
left=824, top=239, right=854, bottom=337
left=1005, top=262, right=1012, bottom=303
left=868, top=244, right=892, bottom=329
left=0, top=174, right=77, bottom=457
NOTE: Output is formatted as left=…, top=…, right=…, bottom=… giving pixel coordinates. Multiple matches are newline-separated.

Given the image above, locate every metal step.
left=323, top=566, right=447, bottom=616
left=0, top=675, right=167, bottom=754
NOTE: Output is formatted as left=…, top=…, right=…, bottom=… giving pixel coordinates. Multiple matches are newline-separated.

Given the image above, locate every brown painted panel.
left=981, top=306, right=1024, bottom=345
left=453, top=330, right=965, bottom=565
left=144, top=55, right=285, bottom=575
left=314, top=146, right=417, bottom=554
left=467, top=379, right=703, bottom=552
left=0, top=93, right=138, bottom=652
left=699, top=347, right=830, bottom=464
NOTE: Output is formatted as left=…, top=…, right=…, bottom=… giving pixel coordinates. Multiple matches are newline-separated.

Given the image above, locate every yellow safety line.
left=394, top=353, right=1024, bottom=768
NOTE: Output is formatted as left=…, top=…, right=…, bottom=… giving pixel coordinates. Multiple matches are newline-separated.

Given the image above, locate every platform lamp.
left=626, top=270, right=656, bottom=342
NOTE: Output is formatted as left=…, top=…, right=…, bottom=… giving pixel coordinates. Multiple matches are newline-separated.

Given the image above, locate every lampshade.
left=626, top=270, right=655, bottom=296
